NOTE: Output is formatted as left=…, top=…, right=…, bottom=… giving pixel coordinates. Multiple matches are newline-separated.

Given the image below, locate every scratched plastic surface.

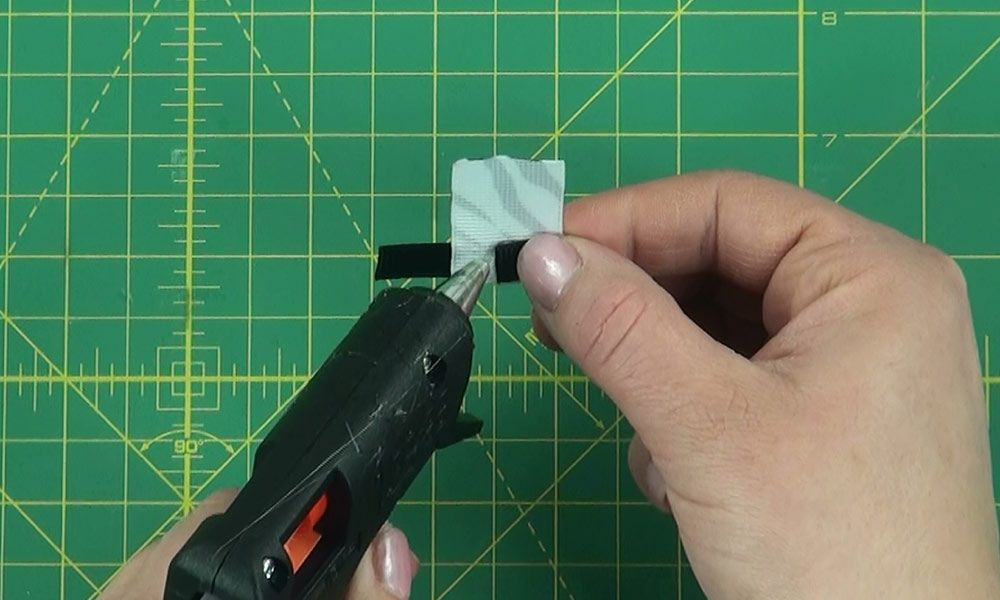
left=0, top=1, right=998, bottom=599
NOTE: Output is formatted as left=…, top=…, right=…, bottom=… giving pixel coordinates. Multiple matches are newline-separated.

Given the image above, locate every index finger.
left=563, top=171, right=896, bottom=333
left=565, top=170, right=874, bottom=293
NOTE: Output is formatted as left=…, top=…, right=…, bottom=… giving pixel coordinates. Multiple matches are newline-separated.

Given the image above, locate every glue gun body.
left=164, top=278, right=486, bottom=600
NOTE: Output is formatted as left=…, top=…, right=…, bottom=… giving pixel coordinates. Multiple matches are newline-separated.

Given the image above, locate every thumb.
left=345, top=523, right=421, bottom=600
left=517, top=233, right=761, bottom=450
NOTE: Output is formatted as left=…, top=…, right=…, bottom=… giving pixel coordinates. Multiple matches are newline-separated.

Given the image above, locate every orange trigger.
left=283, top=492, right=329, bottom=573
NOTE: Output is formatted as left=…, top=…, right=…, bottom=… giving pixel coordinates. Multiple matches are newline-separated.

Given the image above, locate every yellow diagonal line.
left=0, top=0, right=164, bottom=274
left=473, top=433, right=578, bottom=599
left=531, top=0, right=695, bottom=159
left=436, top=414, right=624, bottom=600
left=835, top=31, right=1000, bottom=204
left=190, top=387, right=299, bottom=500
left=0, top=487, right=101, bottom=594
left=220, top=0, right=374, bottom=257
left=0, top=310, right=183, bottom=500
left=477, top=300, right=606, bottom=429
left=86, top=501, right=187, bottom=599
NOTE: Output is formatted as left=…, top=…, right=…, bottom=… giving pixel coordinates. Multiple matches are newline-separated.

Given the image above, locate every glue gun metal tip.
left=437, top=259, right=491, bottom=316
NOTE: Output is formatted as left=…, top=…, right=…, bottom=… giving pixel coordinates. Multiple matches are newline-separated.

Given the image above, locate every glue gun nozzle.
left=437, top=259, right=491, bottom=316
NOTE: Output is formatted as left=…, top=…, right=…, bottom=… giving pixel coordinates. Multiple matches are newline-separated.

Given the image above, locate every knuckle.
left=927, top=247, right=968, bottom=295
left=860, top=242, right=967, bottom=309
left=891, top=245, right=970, bottom=315
left=709, top=167, right=757, bottom=183
left=712, top=169, right=764, bottom=197
left=576, top=284, right=652, bottom=374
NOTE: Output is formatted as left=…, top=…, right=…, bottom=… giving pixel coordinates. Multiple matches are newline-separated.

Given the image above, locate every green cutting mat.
left=0, top=1, right=998, bottom=598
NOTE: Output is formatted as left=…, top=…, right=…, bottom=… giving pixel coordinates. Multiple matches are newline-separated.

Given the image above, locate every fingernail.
left=645, top=461, right=668, bottom=511
left=374, top=525, right=417, bottom=599
left=517, top=234, right=581, bottom=311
